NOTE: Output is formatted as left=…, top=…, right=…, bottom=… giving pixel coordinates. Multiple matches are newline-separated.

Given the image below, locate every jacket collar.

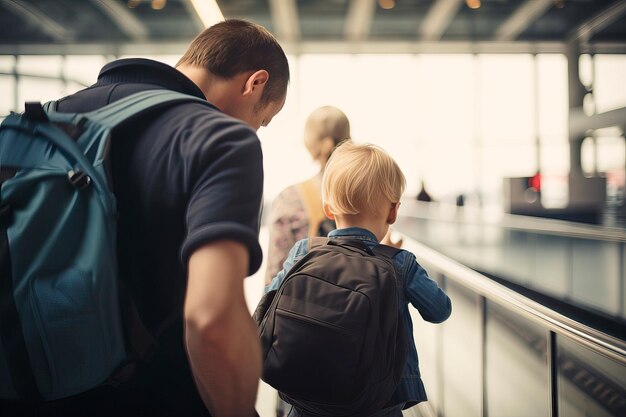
left=97, top=58, right=205, bottom=100
left=328, top=227, right=379, bottom=243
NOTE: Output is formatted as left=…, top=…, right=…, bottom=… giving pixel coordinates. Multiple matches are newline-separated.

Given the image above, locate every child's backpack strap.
left=308, top=236, right=328, bottom=250
left=371, top=244, right=401, bottom=260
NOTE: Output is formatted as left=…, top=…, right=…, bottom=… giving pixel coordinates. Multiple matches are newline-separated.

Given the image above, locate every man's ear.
left=243, top=70, right=269, bottom=97
left=323, top=203, right=335, bottom=220
left=387, top=202, right=399, bottom=225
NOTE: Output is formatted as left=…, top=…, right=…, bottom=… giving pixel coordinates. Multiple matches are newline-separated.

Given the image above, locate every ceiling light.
left=151, top=0, right=166, bottom=10
left=466, top=0, right=481, bottom=9
left=378, top=0, right=396, bottom=10
left=190, top=0, right=224, bottom=28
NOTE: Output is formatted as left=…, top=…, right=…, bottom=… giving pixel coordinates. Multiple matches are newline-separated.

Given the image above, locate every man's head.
left=322, top=141, right=406, bottom=221
left=303, top=106, right=351, bottom=167
left=177, top=19, right=290, bottom=130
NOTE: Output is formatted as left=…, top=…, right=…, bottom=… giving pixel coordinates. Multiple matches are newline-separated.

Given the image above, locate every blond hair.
left=322, top=141, right=406, bottom=216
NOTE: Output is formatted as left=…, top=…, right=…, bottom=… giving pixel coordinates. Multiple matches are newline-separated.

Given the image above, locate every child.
left=265, top=106, right=351, bottom=417
left=266, top=141, right=452, bottom=417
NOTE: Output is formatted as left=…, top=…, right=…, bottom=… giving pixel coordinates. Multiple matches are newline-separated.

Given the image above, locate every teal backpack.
left=0, top=90, right=209, bottom=401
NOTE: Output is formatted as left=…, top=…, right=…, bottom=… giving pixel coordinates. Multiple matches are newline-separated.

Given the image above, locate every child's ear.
left=387, top=202, right=399, bottom=224
left=323, top=203, right=335, bottom=220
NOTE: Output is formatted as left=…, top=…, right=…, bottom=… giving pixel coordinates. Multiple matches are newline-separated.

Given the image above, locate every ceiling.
left=1, top=0, right=626, bottom=55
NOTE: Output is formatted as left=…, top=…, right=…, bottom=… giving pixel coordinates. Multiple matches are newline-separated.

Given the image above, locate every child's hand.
left=381, top=229, right=403, bottom=248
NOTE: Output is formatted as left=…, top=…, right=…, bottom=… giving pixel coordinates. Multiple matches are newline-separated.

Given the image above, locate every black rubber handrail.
left=397, top=228, right=626, bottom=365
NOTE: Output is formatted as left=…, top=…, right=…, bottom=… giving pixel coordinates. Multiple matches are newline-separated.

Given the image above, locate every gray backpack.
left=254, top=237, right=407, bottom=417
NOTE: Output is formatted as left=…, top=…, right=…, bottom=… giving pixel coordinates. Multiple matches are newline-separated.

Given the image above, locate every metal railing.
left=396, top=200, right=626, bottom=322
left=396, top=224, right=626, bottom=417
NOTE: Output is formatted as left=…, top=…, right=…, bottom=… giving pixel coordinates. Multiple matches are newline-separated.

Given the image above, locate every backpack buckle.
left=67, top=170, right=91, bottom=189
left=24, top=102, right=49, bottom=122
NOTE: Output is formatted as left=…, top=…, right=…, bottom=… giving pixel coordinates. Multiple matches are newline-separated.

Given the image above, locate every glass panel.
left=480, top=144, right=537, bottom=205
left=64, top=55, right=106, bottom=87
left=594, top=55, right=626, bottom=114
left=486, top=301, right=550, bottom=417
left=0, top=55, right=15, bottom=73
left=539, top=143, right=570, bottom=209
left=532, top=234, right=570, bottom=297
left=623, top=244, right=626, bottom=320
left=571, top=239, right=621, bottom=316
left=540, top=143, right=570, bottom=175
left=16, top=56, right=62, bottom=78
left=261, top=54, right=304, bottom=201
left=407, top=270, right=444, bottom=415
left=17, top=77, right=64, bottom=109
left=0, top=75, right=15, bottom=116
left=500, top=230, right=535, bottom=285
left=557, top=335, right=626, bottom=417
left=414, top=54, right=476, bottom=199
left=596, top=136, right=625, bottom=174
left=442, top=280, right=481, bottom=417
left=298, top=54, right=422, bottom=195
left=414, top=54, right=474, bottom=143
left=537, top=54, right=568, bottom=144
left=479, top=54, right=534, bottom=145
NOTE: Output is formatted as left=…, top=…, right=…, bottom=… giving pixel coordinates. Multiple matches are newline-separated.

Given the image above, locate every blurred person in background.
left=265, top=105, right=351, bottom=286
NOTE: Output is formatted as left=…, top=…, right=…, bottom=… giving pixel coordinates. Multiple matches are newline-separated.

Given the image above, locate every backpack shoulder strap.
left=83, top=89, right=211, bottom=129
left=296, top=177, right=326, bottom=240
left=371, top=244, right=401, bottom=260
left=308, top=236, right=328, bottom=250
left=1, top=110, right=115, bottom=214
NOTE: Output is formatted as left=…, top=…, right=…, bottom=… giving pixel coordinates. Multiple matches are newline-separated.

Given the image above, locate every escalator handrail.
left=401, top=233, right=626, bottom=365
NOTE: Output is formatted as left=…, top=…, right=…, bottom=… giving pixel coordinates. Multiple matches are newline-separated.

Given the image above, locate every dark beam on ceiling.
left=89, top=0, right=149, bottom=40
left=344, top=0, right=376, bottom=42
left=269, top=0, right=300, bottom=42
left=571, top=0, right=626, bottom=43
left=180, top=0, right=206, bottom=31
left=420, top=0, right=464, bottom=41
left=0, top=0, right=73, bottom=42
left=495, top=0, right=553, bottom=41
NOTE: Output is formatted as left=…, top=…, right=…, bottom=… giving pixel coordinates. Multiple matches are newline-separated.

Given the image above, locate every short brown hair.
left=177, top=19, right=289, bottom=104
left=322, top=141, right=406, bottom=216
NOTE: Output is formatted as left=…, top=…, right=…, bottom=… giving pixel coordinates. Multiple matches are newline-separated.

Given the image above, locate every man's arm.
left=184, top=240, right=261, bottom=417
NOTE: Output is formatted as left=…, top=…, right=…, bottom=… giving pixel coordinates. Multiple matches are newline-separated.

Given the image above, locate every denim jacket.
left=266, top=227, right=452, bottom=409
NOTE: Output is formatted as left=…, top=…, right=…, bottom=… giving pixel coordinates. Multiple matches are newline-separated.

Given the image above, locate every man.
left=11, top=19, right=287, bottom=417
